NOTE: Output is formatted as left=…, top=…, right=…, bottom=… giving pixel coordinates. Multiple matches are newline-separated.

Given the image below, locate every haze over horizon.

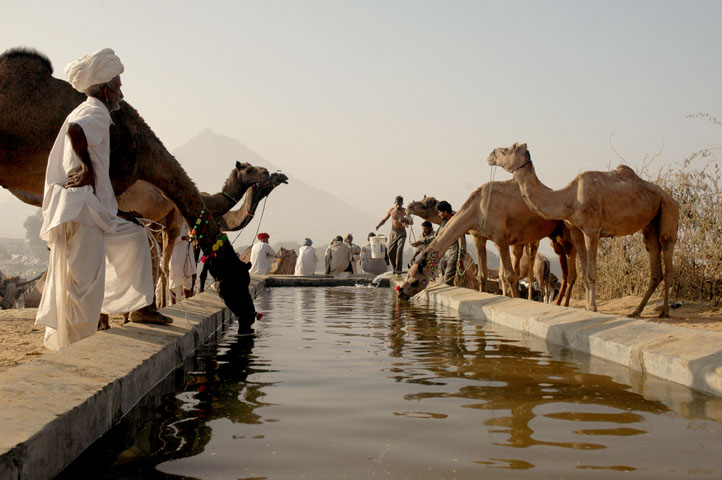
left=1, top=1, right=720, bottom=248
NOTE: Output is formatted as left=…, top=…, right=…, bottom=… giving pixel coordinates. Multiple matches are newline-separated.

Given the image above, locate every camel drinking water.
left=404, top=187, right=577, bottom=304
left=487, top=142, right=679, bottom=317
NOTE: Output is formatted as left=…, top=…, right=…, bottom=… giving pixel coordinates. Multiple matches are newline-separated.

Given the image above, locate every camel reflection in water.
left=386, top=299, right=669, bottom=469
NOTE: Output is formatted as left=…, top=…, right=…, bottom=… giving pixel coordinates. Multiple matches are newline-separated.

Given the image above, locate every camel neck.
left=513, top=166, right=571, bottom=221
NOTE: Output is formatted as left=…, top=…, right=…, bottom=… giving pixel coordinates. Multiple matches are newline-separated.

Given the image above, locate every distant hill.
left=173, top=129, right=380, bottom=248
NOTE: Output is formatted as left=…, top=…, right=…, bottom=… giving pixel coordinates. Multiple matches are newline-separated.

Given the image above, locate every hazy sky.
left=2, top=0, right=721, bottom=239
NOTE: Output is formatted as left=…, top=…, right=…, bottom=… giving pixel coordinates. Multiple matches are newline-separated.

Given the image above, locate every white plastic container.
left=370, top=235, right=386, bottom=259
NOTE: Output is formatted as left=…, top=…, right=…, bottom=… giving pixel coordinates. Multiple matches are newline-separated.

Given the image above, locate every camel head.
left=270, top=247, right=297, bottom=275
left=487, top=142, right=530, bottom=173
left=407, top=196, right=443, bottom=224
left=222, top=162, right=267, bottom=203
left=397, top=251, right=437, bottom=300
left=270, top=171, right=289, bottom=187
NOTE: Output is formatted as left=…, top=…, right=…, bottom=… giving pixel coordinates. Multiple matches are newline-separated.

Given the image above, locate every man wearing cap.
left=249, top=233, right=276, bottom=274
left=35, top=48, right=170, bottom=350
left=294, top=238, right=317, bottom=276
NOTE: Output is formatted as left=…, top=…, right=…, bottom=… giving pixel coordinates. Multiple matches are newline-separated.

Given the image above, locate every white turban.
left=64, top=48, right=124, bottom=94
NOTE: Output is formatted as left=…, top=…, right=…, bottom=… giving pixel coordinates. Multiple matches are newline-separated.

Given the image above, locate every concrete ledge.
left=410, top=282, right=722, bottom=398
left=260, top=273, right=390, bottom=288
left=0, top=277, right=265, bottom=480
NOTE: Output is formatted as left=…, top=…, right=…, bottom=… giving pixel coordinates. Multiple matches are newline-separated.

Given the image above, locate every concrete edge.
left=0, top=277, right=267, bottom=480
left=407, top=281, right=722, bottom=398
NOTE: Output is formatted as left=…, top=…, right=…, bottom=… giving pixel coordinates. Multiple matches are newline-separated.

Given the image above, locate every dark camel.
left=0, top=48, right=256, bottom=323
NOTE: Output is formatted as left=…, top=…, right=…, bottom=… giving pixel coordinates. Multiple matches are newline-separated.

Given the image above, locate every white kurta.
left=249, top=242, right=276, bottom=274
left=169, top=223, right=196, bottom=291
left=35, top=97, right=153, bottom=350
left=294, top=246, right=317, bottom=276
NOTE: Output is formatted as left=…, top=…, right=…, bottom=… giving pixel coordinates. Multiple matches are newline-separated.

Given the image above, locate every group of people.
left=375, top=195, right=464, bottom=287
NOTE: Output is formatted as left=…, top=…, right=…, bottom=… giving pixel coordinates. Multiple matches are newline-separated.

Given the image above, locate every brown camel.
left=406, top=192, right=577, bottom=304
left=488, top=142, right=679, bottom=317
left=269, top=247, right=297, bottom=275
left=118, top=161, right=264, bottom=306
left=0, top=48, right=257, bottom=323
left=219, top=171, right=289, bottom=231
left=398, top=181, right=569, bottom=300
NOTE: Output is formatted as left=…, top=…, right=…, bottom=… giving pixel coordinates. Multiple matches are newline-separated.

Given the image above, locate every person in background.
left=249, top=232, right=276, bottom=274
left=168, top=223, right=196, bottom=303
left=436, top=201, right=465, bottom=286
left=409, top=220, right=435, bottom=267
left=360, top=232, right=389, bottom=275
left=325, top=235, right=352, bottom=276
left=294, top=238, right=317, bottom=276
left=376, top=195, right=412, bottom=275
left=343, top=233, right=361, bottom=274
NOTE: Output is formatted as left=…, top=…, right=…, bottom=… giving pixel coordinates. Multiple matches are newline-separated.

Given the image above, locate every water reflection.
left=384, top=299, right=669, bottom=470
left=63, top=288, right=722, bottom=479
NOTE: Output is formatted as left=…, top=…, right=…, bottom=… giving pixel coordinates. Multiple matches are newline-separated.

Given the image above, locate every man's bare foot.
left=129, top=305, right=173, bottom=325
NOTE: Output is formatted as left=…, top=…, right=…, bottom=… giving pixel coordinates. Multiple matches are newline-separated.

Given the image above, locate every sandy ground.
left=0, top=310, right=126, bottom=373
left=1, top=295, right=720, bottom=373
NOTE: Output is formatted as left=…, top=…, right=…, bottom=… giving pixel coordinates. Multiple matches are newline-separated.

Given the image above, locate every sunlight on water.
left=64, top=287, right=722, bottom=479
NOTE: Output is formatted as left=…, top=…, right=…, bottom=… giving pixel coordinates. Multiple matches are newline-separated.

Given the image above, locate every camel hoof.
left=97, top=313, right=110, bottom=331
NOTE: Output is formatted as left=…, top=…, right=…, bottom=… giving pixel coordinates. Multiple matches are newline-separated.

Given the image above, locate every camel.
left=488, top=142, right=679, bottom=317
left=218, top=171, right=289, bottom=231
left=398, top=181, right=571, bottom=300
left=195, top=171, right=288, bottom=292
left=518, top=250, right=553, bottom=303
left=269, top=247, right=297, bottom=275
left=406, top=196, right=484, bottom=293
left=117, top=161, right=265, bottom=306
left=406, top=193, right=577, bottom=304
left=0, top=48, right=257, bottom=323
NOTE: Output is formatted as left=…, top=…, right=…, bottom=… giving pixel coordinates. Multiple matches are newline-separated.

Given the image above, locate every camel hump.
left=0, top=48, right=53, bottom=75
left=614, top=164, right=640, bottom=179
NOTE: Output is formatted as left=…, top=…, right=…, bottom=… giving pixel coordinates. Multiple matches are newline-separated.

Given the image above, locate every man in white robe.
left=35, top=48, right=170, bottom=350
left=249, top=233, right=276, bottom=275
left=294, top=238, right=317, bottom=276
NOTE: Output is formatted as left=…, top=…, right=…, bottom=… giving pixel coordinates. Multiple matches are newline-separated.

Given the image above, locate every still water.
left=64, top=287, right=722, bottom=479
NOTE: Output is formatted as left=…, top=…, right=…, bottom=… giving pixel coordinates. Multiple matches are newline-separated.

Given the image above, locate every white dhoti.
left=36, top=219, right=153, bottom=350
left=102, top=219, right=154, bottom=313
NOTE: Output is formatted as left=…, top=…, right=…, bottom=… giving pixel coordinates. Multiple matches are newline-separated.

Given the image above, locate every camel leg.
left=562, top=246, right=577, bottom=307
left=631, top=224, right=664, bottom=317
left=472, top=234, right=487, bottom=292
left=511, top=244, right=524, bottom=297
left=657, top=201, right=679, bottom=318
left=568, top=227, right=591, bottom=310
left=551, top=238, right=568, bottom=306
left=498, top=244, right=518, bottom=298
left=583, top=231, right=600, bottom=312
left=527, top=242, right=539, bottom=301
